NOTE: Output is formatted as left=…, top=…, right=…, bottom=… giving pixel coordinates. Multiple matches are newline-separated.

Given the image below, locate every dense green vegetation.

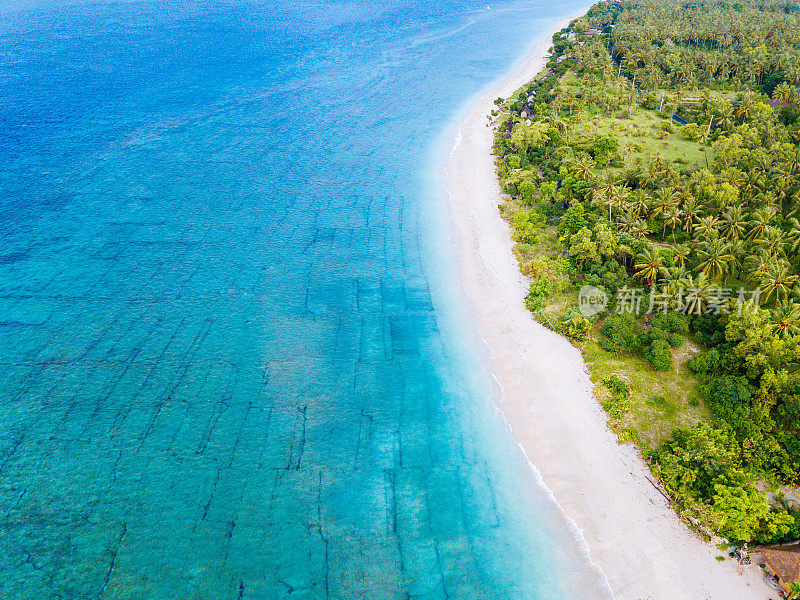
left=495, top=0, right=800, bottom=544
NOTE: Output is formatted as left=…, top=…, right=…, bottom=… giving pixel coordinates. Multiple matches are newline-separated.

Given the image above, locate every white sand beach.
left=443, top=18, right=775, bottom=600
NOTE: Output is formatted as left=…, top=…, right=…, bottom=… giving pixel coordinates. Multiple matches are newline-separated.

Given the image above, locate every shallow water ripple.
left=0, top=0, right=588, bottom=597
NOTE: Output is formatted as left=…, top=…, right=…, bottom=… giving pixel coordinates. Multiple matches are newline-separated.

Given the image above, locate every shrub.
left=525, top=279, right=552, bottom=311
left=761, top=508, right=800, bottom=544
left=655, top=422, right=740, bottom=499
left=699, top=375, right=755, bottom=431
left=687, top=348, right=721, bottom=374
left=608, top=155, right=624, bottom=168
left=691, top=314, right=727, bottom=347
left=750, top=508, right=795, bottom=545
left=640, top=93, right=658, bottom=109
left=652, top=312, right=689, bottom=334
left=518, top=180, right=537, bottom=204
left=644, top=339, right=673, bottom=370
left=638, top=327, right=665, bottom=344
left=539, top=181, right=557, bottom=202
left=638, top=327, right=682, bottom=350
left=682, top=123, right=700, bottom=140
left=710, top=483, right=792, bottom=543
left=601, top=371, right=633, bottom=421
left=588, top=135, right=619, bottom=165
left=599, top=313, right=640, bottom=354
left=511, top=210, right=545, bottom=244
left=602, top=373, right=630, bottom=398
left=520, top=255, right=569, bottom=284
left=602, top=395, right=633, bottom=420
left=558, top=202, right=587, bottom=237
left=668, top=332, right=684, bottom=347
left=562, top=311, right=591, bottom=341
left=658, top=421, right=794, bottom=542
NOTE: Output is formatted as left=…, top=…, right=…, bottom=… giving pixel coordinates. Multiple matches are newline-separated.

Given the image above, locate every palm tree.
left=728, top=239, right=746, bottom=279
left=754, top=190, right=778, bottom=209
left=698, top=125, right=713, bottom=167
left=650, top=187, right=679, bottom=237
left=662, top=266, right=689, bottom=305
left=759, top=261, right=799, bottom=304
left=748, top=206, right=776, bottom=241
left=569, top=155, right=595, bottom=182
left=734, top=92, right=757, bottom=123
left=755, top=226, right=787, bottom=257
left=788, top=150, right=800, bottom=177
left=742, top=170, right=765, bottom=200
left=721, top=205, right=747, bottom=240
left=756, top=151, right=773, bottom=177
left=788, top=61, right=800, bottom=85
left=773, top=82, right=794, bottom=103
left=611, top=185, right=630, bottom=219
left=681, top=197, right=702, bottom=232
left=698, top=89, right=713, bottom=114
left=695, top=236, right=734, bottom=282
left=745, top=250, right=777, bottom=284
left=622, top=142, right=637, bottom=167
left=694, top=215, right=720, bottom=240
left=617, top=213, right=637, bottom=234
left=591, top=171, right=620, bottom=222
left=717, top=103, right=735, bottom=130
left=786, top=217, right=800, bottom=254
left=629, top=189, right=651, bottom=218
left=634, top=247, right=666, bottom=285
left=679, top=272, right=712, bottom=315
left=630, top=218, right=649, bottom=240
left=723, top=168, right=746, bottom=191
left=673, top=244, right=691, bottom=268
left=664, top=206, right=683, bottom=242
left=771, top=300, right=800, bottom=338
left=773, top=180, right=794, bottom=215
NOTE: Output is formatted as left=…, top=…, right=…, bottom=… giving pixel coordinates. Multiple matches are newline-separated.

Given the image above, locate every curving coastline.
left=441, top=15, right=773, bottom=600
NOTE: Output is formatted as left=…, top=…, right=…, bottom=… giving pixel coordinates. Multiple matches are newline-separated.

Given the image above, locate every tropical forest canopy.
left=494, top=0, right=800, bottom=544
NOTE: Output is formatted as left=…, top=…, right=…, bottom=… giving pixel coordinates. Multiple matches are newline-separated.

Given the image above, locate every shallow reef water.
left=0, top=0, right=593, bottom=597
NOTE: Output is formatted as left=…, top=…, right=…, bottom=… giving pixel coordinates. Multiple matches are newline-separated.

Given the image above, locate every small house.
left=762, top=544, right=800, bottom=595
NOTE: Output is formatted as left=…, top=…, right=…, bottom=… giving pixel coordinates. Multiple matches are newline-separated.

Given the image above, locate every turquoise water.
left=0, top=1, right=601, bottom=598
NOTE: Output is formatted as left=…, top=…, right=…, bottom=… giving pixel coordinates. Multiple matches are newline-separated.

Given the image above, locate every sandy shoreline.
left=442, top=16, right=774, bottom=600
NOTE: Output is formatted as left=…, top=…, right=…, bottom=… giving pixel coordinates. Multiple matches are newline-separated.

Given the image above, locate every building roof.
left=763, top=544, right=800, bottom=584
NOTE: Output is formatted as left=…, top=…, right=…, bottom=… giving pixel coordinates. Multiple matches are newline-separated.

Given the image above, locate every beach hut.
left=762, top=543, right=800, bottom=595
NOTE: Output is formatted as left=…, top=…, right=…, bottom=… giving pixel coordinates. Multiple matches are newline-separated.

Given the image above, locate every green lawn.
left=574, top=109, right=708, bottom=168
left=583, top=337, right=709, bottom=449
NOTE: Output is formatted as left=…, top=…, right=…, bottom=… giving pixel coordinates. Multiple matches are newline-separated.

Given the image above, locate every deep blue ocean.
left=0, top=1, right=600, bottom=598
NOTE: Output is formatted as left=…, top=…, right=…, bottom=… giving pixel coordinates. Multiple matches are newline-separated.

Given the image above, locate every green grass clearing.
left=583, top=337, right=709, bottom=449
